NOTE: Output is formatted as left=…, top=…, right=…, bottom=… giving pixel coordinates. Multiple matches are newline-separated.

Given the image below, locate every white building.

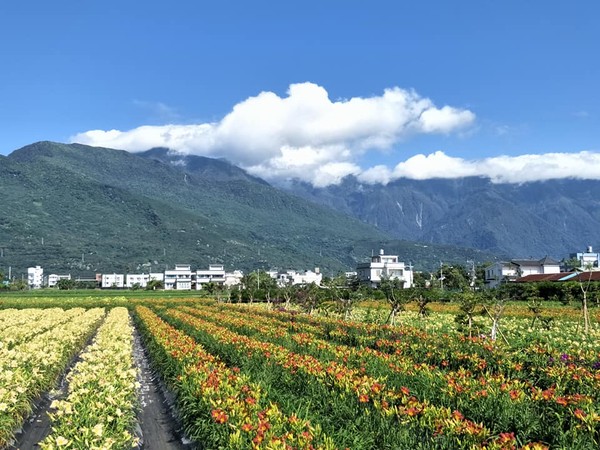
left=569, top=246, right=600, bottom=269
left=27, top=266, right=44, bottom=289
left=277, top=268, right=323, bottom=286
left=356, top=250, right=413, bottom=288
left=223, top=270, right=244, bottom=288
left=47, top=273, right=71, bottom=288
left=484, top=257, right=561, bottom=288
left=164, top=264, right=193, bottom=290
left=484, top=262, right=519, bottom=288
left=195, top=264, right=226, bottom=290
left=102, top=273, right=125, bottom=288
left=512, top=257, right=561, bottom=277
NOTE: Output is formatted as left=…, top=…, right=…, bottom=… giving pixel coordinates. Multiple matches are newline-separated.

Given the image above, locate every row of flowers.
left=214, top=302, right=600, bottom=395
left=134, top=306, right=336, bottom=450
left=164, top=307, right=554, bottom=449
left=178, top=303, right=600, bottom=446
left=40, top=307, right=140, bottom=450
left=0, top=308, right=88, bottom=350
left=0, top=308, right=105, bottom=448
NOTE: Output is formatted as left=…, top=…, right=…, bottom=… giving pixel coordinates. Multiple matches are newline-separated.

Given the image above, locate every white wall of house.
left=356, top=250, right=413, bottom=288
left=570, top=246, right=600, bottom=268
left=277, top=268, right=323, bottom=286
left=47, top=274, right=71, bottom=288
left=484, top=262, right=518, bottom=288
left=164, top=264, right=192, bottom=290
left=223, top=270, right=243, bottom=287
left=102, top=273, right=125, bottom=288
left=195, top=264, right=226, bottom=290
left=126, top=273, right=150, bottom=288
left=27, top=266, right=44, bottom=289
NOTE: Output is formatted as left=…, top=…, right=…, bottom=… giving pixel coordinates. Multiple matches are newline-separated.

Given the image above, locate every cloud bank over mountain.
left=71, top=82, right=599, bottom=186
left=358, top=151, right=600, bottom=185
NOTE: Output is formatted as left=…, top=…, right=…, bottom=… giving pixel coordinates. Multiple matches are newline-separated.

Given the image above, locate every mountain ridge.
left=0, top=141, right=497, bottom=277
left=281, top=175, right=600, bottom=259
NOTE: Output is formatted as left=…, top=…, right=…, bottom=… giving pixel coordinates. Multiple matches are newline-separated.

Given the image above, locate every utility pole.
left=440, top=261, right=444, bottom=290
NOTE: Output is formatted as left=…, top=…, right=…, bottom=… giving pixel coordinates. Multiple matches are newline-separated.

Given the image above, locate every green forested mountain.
left=0, top=142, right=497, bottom=277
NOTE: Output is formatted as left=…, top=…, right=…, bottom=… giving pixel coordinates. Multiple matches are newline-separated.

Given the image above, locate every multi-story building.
left=484, top=262, right=519, bottom=288
left=102, top=273, right=125, bottom=288
left=484, top=257, right=561, bottom=288
left=124, top=272, right=164, bottom=289
left=27, top=266, right=44, bottom=289
left=164, top=264, right=193, bottom=290
left=277, top=268, right=323, bottom=286
left=223, top=270, right=244, bottom=287
left=47, top=273, right=71, bottom=288
left=356, top=249, right=413, bottom=288
left=569, top=246, right=600, bottom=269
left=195, top=264, right=226, bottom=290
left=512, top=257, right=561, bottom=277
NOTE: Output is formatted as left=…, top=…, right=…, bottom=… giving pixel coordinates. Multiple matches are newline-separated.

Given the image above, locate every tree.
left=437, top=264, right=470, bottom=291
left=146, top=279, right=164, bottom=290
left=241, top=271, right=277, bottom=303
left=10, top=279, right=27, bottom=291
left=454, top=290, right=482, bottom=338
left=412, top=271, right=431, bottom=288
left=380, top=275, right=409, bottom=325
left=481, top=290, right=509, bottom=343
left=324, top=276, right=362, bottom=320
left=202, top=281, right=219, bottom=295
left=575, top=264, right=594, bottom=335
left=57, top=278, right=76, bottom=290
left=414, top=287, right=441, bottom=319
left=293, top=283, right=323, bottom=315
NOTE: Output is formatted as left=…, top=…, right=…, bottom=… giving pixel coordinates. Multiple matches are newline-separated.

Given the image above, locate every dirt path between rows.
left=134, top=329, right=192, bottom=450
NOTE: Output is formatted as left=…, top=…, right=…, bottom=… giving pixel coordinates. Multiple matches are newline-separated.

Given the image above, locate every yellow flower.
left=56, top=436, right=70, bottom=446
left=92, top=423, right=104, bottom=437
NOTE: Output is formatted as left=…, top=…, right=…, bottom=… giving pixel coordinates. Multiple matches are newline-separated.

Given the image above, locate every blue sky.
left=1, top=1, right=598, bottom=185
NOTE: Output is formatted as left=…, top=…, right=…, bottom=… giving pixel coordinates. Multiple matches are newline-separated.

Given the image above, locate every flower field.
left=0, top=297, right=599, bottom=449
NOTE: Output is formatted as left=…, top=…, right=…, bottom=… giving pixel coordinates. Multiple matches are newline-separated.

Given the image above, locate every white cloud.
left=71, top=82, right=475, bottom=186
left=355, top=150, right=600, bottom=185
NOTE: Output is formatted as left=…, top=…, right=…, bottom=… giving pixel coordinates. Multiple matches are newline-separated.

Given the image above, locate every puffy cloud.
left=356, top=151, right=600, bottom=185
left=71, top=82, right=474, bottom=186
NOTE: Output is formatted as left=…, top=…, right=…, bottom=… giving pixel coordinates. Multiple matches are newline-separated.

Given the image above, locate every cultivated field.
left=0, top=295, right=599, bottom=449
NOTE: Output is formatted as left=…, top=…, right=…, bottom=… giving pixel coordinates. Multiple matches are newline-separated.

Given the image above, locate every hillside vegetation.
left=0, top=142, right=497, bottom=276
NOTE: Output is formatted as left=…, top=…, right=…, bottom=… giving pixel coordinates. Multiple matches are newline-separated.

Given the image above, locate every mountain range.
left=0, top=142, right=496, bottom=277
left=282, top=175, right=600, bottom=260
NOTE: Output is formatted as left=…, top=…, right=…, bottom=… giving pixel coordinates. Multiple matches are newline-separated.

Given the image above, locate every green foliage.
left=0, top=141, right=500, bottom=278
left=380, top=276, right=411, bottom=325
left=146, top=279, right=164, bottom=291
left=453, top=290, right=484, bottom=337
left=56, top=278, right=76, bottom=290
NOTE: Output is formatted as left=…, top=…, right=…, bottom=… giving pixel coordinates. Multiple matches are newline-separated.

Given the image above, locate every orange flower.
left=211, top=409, right=228, bottom=424
left=358, top=394, right=370, bottom=403
left=574, top=408, right=587, bottom=420
left=509, top=390, right=521, bottom=400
